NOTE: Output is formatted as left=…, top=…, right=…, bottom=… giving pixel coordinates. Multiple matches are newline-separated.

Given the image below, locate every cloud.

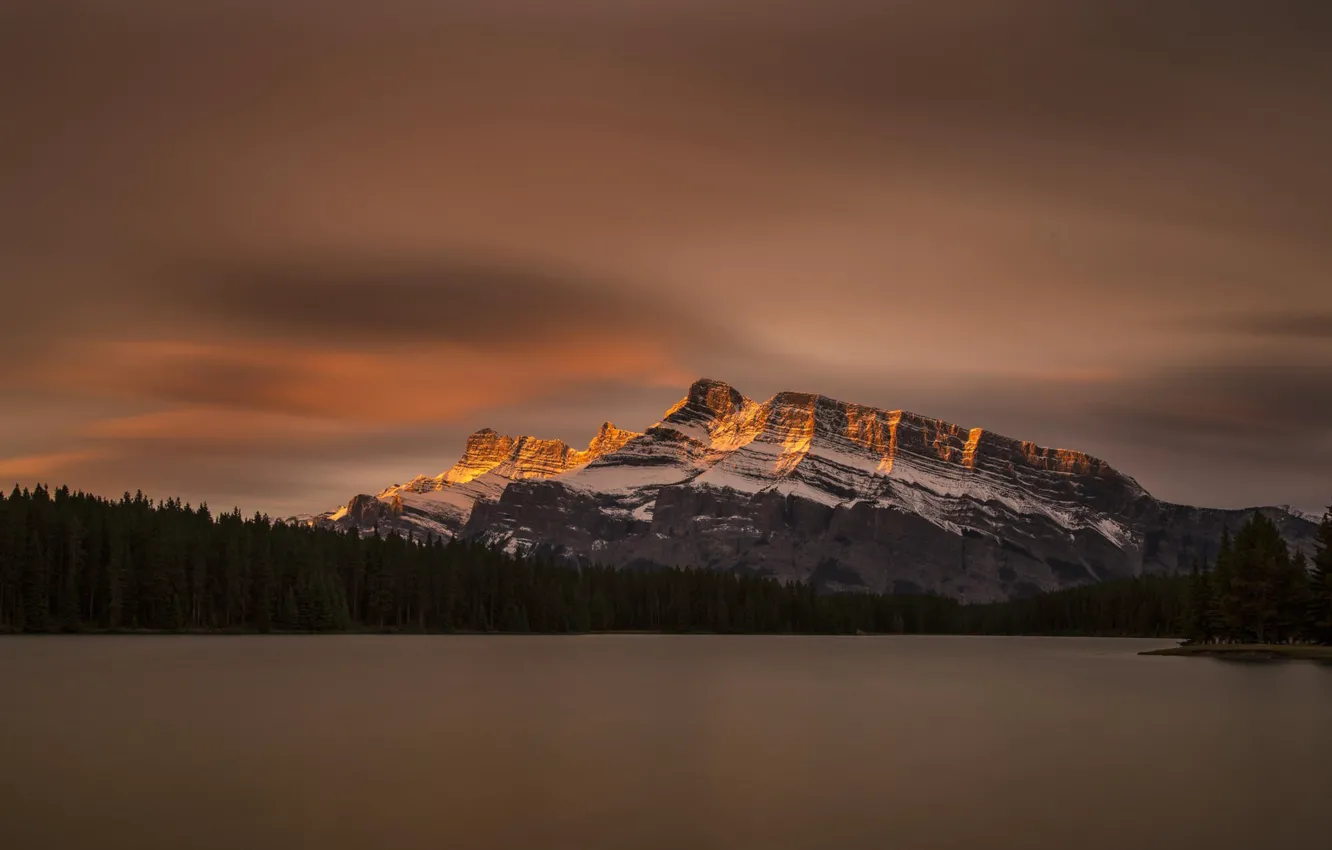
left=81, top=408, right=360, bottom=446
left=1089, top=359, right=1332, bottom=444
left=2, top=0, right=1331, bottom=516
left=23, top=337, right=691, bottom=425
left=0, top=450, right=105, bottom=481
left=1186, top=313, right=1332, bottom=341
left=163, top=255, right=717, bottom=349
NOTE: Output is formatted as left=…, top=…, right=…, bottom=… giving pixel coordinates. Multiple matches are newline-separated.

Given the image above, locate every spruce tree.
left=1184, top=557, right=1213, bottom=643
left=23, top=525, right=51, bottom=632
left=279, top=588, right=300, bottom=631
left=1289, top=552, right=1312, bottom=642
left=1220, top=514, right=1303, bottom=644
left=1308, top=506, right=1332, bottom=644
left=1209, top=527, right=1238, bottom=642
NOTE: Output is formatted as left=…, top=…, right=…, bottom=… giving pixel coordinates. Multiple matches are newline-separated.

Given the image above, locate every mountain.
left=300, top=378, right=1318, bottom=602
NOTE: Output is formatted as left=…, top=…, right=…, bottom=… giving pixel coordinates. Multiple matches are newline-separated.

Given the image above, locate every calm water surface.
left=2, top=635, right=1329, bottom=850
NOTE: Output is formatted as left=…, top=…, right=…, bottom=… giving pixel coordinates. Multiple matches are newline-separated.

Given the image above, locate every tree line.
left=1181, top=511, right=1332, bottom=645
left=1, top=484, right=1328, bottom=640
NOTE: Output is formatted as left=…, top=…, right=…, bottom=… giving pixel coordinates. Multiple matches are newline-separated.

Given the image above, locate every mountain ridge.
left=299, top=377, right=1317, bottom=601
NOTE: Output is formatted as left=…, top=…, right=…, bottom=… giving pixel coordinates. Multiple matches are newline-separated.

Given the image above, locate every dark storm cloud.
left=1079, top=357, right=1332, bottom=512
left=167, top=256, right=715, bottom=348
left=1090, top=359, right=1332, bottom=445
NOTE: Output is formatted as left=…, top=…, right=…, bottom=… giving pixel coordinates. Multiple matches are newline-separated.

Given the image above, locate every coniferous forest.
left=1, top=484, right=1329, bottom=640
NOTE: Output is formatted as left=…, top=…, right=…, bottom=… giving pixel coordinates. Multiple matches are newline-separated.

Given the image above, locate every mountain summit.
left=303, top=378, right=1315, bottom=601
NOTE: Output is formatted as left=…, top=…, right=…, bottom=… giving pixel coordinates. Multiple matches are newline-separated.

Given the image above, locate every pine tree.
left=58, top=512, right=85, bottom=631
left=1209, top=527, right=1238, bottom=641
left=0, top=486, right=21, bottom=630
left=252, top=521, right=275, bottom=633
left=1308, top=505, right=1332, bottom=644
left=106, top=523, right=125, bottom=630
left=1264, top=517, right=1305, bottom=643
left=1289, top=552, right=1312, bottom=642
left=501, top=600, right=530, bottom=632
left=1184, top=557, right=1213, bottom=643
left=23, top=515, right=51, bottom=632
left=1231, top=515, right=1271, bottom=642
left=1223, top=514, right=1301, bottom=644
left=280, top=587, right=300, bottom=631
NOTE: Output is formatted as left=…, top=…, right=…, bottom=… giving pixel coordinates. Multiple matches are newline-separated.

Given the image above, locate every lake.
left=1, top=635, right=1329, bottom=850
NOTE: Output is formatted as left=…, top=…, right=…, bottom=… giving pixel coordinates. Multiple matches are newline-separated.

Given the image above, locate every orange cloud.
left=0, top=449, right=105, bottom=480
left=30, top=335, right=692, bottom=431
left=81, top=408, right=360, bottom=444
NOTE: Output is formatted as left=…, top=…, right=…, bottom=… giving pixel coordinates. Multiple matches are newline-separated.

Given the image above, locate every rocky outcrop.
left=311, top=420, right=642, bottom=540
left=303, top=378, right=1319, bottom=601
left=440, top=422, right=639, bottom=486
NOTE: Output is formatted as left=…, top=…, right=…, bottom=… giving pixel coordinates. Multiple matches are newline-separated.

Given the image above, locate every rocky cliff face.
left=303, top=378, right=1318, bottom=601
left=440, top=422, right=640, bottom=485
left=316, top=420, right=641, bottom=540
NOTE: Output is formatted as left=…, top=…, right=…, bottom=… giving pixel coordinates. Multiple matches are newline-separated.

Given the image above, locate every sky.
left=2, top=0, right=1330, bottom=517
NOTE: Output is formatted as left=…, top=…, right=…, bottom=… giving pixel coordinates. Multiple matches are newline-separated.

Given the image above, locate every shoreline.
left=2, top=628, right=1179, bottom=639
left=1140, top=643, right=1332, bottom=661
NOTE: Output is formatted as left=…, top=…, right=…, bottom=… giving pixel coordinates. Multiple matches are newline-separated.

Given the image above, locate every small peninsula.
left=1141, top=644, right=1332, bottom=661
